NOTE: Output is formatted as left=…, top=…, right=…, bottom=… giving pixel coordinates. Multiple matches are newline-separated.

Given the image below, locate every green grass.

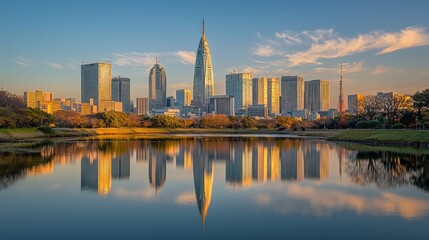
left=0, top=128, right=38, bottom=134
left=337, top=142, right=429, bottom=155
left=328, top=129, right=429, bottom=145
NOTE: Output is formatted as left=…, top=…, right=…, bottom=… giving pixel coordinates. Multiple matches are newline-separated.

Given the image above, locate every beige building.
left=268, top=77, right=280, bottom=116
left=252, top=77, right=268, bottom=106
left=136, top=97, right=149, bottom=115
left=226, top=72, right=252, bottom=114
left=304, top=79, right=330, bottom=111
left=23, top=90, right=61, bottom=114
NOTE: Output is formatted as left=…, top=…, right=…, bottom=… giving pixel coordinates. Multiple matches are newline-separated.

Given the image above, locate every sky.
left=1, top=0, right=429, bottom=107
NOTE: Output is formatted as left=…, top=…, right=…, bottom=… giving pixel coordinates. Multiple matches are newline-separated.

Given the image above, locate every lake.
left=1, top=136, right=428, bottom=239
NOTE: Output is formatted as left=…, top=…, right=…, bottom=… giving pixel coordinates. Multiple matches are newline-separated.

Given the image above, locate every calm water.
left=1, top=136, right=429, bottom=239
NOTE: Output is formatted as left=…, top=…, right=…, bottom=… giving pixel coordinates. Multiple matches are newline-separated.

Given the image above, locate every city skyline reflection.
left=1, top=137, right=429, bottom=224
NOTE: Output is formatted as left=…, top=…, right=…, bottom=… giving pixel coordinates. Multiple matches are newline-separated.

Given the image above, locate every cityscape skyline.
left=2, top=1, right=429, bottom=107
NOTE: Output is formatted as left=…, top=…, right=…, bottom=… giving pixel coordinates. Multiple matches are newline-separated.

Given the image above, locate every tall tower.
left=192, top=19, right=214, bottom=108
left=81, top=62, right=112, bottom=106
left=149, top=60, right=167, bottom=110
left=337, top=63, right=346, bottom=116
left=111, top=76, right=131, bottom=113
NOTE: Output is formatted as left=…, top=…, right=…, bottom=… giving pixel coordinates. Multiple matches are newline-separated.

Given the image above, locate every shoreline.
left=0, top=128, right=428, bottom=148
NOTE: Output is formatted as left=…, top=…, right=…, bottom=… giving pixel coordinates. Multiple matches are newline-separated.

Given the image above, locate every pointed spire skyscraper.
left=192, top=19, right=214, bottom=108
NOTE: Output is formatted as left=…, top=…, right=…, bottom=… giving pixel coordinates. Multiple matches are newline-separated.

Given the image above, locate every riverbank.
left=1, top=128, right=428, bottom=148
left=0, top=127, right=339, bottom=142
left=327, top=129, right=429, bottom=147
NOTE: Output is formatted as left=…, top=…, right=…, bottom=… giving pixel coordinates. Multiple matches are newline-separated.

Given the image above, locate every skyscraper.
left=280, top=75, right=304, bottom=114
left=176, top=89, right=192, bottom=106
left=136, top=97, right=149, bottom=115
left=226, top=72, right=252, bottom=114
left=304, top=79, right=330, bottom=111
left=81, top=62, right=112, bottom=106
left=149, top=61, right=167, bottom=110
left=192, top=19, right=214, bottom=108
left=267, top=77, right=280, bottom=116
left=252, top=77, right=268, bottom=106
left=112, top=77, right=131, bottom=113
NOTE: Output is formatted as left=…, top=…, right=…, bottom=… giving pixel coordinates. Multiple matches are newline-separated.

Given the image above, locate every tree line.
left=0, top=89, right=428, bottom=130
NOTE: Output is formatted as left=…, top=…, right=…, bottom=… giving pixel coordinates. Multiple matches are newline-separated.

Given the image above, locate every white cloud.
left=254, top=26, right=429, bottom=67
left=313, top=61, right=365, bottom=75
left=173, top=51, right=196, bottom=65
left=254, top=44, right=275, bottom=57
left=113, top=52, right=158, bottom=67
left=12, top=57, right=31, bottom=66
left=175, top=191, right=195, bottom=205
left=44, top=61, right=63, bottom=69
left=287, top=26, right=429, bottom=66
left=371, top=65, right=389, bottom=75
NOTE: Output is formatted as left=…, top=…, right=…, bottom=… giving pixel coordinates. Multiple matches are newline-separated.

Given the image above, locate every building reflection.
left=280, top=142, right=329, bottom=181
left=80, top=142, right=132, bottom=196
left=148, top=141, right=167, bottom=192
left=192, top=140, right=214, bottom=225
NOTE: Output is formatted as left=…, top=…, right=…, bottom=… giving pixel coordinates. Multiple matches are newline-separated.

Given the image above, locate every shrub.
left=391, top=123, right=406, bottom=129
left=37, top=126, right=55, bottom=134
left=356, top=121, right=369, bottom=129
left=367, top=120, right=381, bottom=129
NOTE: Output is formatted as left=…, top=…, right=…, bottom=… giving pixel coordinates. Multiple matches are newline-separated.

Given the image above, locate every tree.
left=0, top=91, right=25, bottom=108
left=358, top=95, right=382, bottom=120
left=92, top=111, right=131, bottom=128
left=413, top=89, right=429, bottom=120
left=275, top=116, right=296, bottom=129
left=150, top=115, right=180, bottom=128
left=379, top=93, right=413, bottom=126
left=239, top=116, right=257, bottom=128
left=198, top=114, right=230, bottom=128
left=54, top=110, right=88, bottom=128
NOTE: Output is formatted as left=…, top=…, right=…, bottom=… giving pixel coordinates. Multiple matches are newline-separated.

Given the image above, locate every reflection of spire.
left=338, top=148, right=345, bottom=180
left=149, top=154, right=166, bottom=193
left=193, top=143, right=214, bottom=226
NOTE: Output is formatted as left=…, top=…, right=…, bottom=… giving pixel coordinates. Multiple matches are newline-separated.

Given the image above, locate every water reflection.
left=1, top=137, right=429, bottom=222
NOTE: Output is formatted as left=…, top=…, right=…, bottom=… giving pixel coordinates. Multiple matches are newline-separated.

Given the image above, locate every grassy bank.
left=0, top=127, right=339, bottom=142
left=0, top=128, right=92, bottom=142
left=328, top=129, right=429, bottom=147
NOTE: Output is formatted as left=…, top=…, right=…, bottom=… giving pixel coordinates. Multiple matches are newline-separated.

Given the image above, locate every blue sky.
left=1, top=0, right=429, bottom=107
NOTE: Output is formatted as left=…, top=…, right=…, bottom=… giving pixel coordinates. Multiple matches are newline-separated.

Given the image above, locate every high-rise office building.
left=176, top=89, right=192, bottom=106
left=226, top=72, right=252, bottom=114
left=252, top=77, right=268, bottom=106
left=280, top=75, right=304, bottom=114
left=192, top=19, right=214, bottom=107
left=304, top=79, right=330, bottom=111
left=267, top=77, right=280, bottom=116
left=166, top=96, right=175, bottom=107
left=348, top=94, right=364, bottom=115
left=136, top=97, right=149, bottom=115
left=112, top=77, right=131, bottom=113
left=81, top=62, right=112, bottom=106
left=149, top=62, right=167, bottom=110
left=208, top=95, right=235, bottom=116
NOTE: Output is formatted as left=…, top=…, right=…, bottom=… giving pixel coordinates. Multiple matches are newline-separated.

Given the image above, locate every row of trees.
left=346, top=89, right=429, bottom=129
left=1, top=88, right=428, bottom=130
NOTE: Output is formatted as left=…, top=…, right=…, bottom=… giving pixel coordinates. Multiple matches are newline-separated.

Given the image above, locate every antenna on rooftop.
left=337, top=63, right=346, bottom=118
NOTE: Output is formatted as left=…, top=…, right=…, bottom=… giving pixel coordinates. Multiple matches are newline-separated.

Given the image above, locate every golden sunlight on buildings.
left=98, top=153, right=112, bottom=196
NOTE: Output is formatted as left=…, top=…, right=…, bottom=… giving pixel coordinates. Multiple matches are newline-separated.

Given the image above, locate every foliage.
left=0, top=107, right=53, bottom=128
left=391, top=123, right=406, bottom=129
left=413, top=89, right=429, bottom=120
left=198, top=114, right=230, bottom=128
left=37, top=126, right=55, bottom=134
left=0, top=90, right=26, bottom=108
left=356, top=120, right=380, bottom=129
left=275, top=116, right=296, bottom=129
left=54, top=110, right=89, bottom=128
left=91, top=111, right=131, bottom=128
left=150, top=115, right=180, bottom=128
